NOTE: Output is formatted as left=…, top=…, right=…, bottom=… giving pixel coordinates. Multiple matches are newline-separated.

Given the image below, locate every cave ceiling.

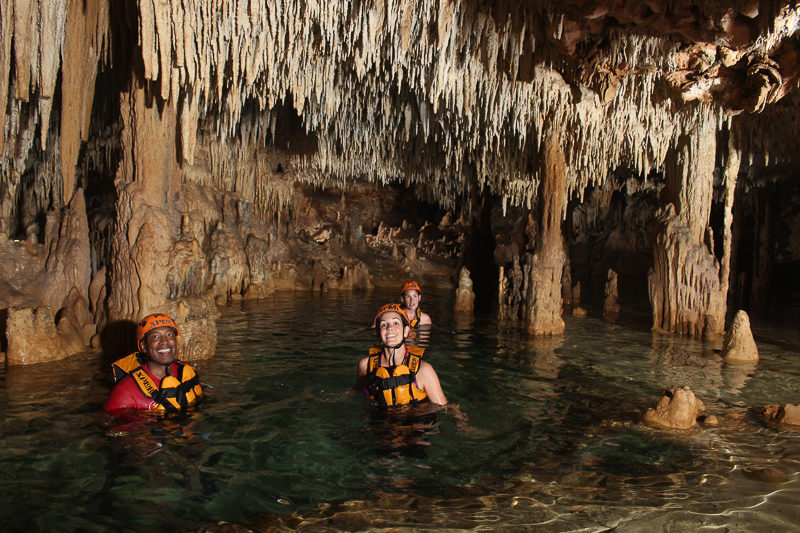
left=1, top=0, right=800, bottom=218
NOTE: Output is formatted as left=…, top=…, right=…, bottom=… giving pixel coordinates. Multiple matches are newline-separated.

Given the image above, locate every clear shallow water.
left=0, top=291, right=799, bottom=532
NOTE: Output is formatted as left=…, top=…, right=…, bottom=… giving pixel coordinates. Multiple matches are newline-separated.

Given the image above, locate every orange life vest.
left=111, top=353, right=203, bottom=412
left=366, top=345, right=427, bottom=408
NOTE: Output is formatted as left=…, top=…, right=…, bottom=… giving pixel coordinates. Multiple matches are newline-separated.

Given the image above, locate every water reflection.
left=646, top=331, right=725, bottom=396
left=106, top=410, right=205, bottom=457
left=722, top=361, right=757, bottom=394
left=366, top=405, right=439, bottom=459
left=406, top=324, right=432, bottom=347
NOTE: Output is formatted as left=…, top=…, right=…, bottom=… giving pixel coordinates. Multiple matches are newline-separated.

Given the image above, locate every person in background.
left=355, top=303, right=446, bottom=407
left=104, top=313, right=203, bottom=413
left=400, top=280, right=432, bottom=328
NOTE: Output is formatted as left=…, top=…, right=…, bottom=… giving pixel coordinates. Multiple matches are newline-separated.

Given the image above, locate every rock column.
left=106, top=82, right=216, bottom=359
left=525, top=136, right=566, bottom=336
left=649, top=119, right=727, bottom=337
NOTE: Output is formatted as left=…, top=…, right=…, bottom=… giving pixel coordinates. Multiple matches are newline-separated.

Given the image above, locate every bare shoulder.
left=417, top=359, right=438, bottom=376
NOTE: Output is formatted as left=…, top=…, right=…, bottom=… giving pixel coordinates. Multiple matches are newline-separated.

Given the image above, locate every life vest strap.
left=110, top=353, right=200, bottom=413
left=374, top=373, right=414, bottom=390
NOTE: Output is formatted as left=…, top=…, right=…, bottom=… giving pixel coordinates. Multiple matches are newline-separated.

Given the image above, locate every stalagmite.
left=721, top=310, right=759, bottom=363
left=603, top=268, right=621, bottom=317
left=453, top=266, right=475, bottom=313
left=642, top=385, right=706, bottom=430
left=571, top=282, right=587, bottom=317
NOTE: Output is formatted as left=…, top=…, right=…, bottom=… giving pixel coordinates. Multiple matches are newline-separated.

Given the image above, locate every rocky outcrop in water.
left=642, top=386, right=706, bottom=430
left=453, top=266, right=475, bottom=313
left=721, top=310, right=759, bottom=363
left=758, top=404, right=800, bottom=428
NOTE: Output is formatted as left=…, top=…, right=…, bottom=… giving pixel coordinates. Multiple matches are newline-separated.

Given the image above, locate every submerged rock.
left=721, top=310, right=759, bottom=363
left=642, top=385, right=706, bottom=429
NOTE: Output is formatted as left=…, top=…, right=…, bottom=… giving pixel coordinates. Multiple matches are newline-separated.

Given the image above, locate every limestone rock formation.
left=3, top=0, right=800, bottom=362
left=758, top=404, right=800, bottom=428
left=603, top=269, right=621, bottom=317
left=6, top=306, right=88, bottom=365
left=642, top=385, right=706, bottom=429
left=525, top=138, right=567, bottom=336
left=721, top=310, right=759, bottom=363
left=453, top=266, right=475, bottom=313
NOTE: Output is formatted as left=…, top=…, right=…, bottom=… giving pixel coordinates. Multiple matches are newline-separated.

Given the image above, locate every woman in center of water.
left=355, top=303, right=447, bottom=407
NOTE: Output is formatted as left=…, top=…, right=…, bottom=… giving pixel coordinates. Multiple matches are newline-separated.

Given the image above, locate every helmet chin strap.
left=385, top=338, right=405, bottom=351
left=384, top=333, right=407, bottom=364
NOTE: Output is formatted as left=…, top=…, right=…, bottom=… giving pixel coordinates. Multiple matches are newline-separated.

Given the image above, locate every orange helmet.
left=401, top=280, right=422, bottom=295
left=137, top=313, right=179, bottom=344
left=373, top=303, right=409, bottom=327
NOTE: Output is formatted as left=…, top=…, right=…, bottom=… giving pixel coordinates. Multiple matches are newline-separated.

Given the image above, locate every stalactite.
left=0, top=1, right=797, bottom=221
left=719, top=129, right=741, bottom=303
left=60, top=0, right=109, bottom=204
left=104, top=0, right=797, bottom=215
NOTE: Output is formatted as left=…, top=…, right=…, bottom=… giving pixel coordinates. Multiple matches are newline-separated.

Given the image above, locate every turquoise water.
left=0, top=291, right=799, bottom=531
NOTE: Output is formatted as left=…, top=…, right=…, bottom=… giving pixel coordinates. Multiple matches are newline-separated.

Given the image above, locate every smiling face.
left=402, top=289, right=421, bottom=312
left=139, top=325, right=178, bottom=367
left=377, top=311, right=409, bottom=346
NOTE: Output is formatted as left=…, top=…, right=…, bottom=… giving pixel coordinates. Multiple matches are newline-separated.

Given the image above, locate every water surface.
left=0, top=291, right=798, bottom=531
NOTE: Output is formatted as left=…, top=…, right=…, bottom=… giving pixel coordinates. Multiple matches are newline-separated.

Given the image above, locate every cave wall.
left=2, top=1, right=800, bottom=363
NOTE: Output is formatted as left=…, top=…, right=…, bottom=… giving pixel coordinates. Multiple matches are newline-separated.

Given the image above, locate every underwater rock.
left=642, top=385, right=706, bottom=429
left=741, top=466, right=791, bottom=485
left=453, top=266, right=475, bottom=313
left=721, top=309, right=759, bottom=363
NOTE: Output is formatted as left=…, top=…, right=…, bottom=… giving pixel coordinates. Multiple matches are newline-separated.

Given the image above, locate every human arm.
left=419, top=312, right=432, bottom=326
left=104, top=377, right=146, bottom=412
left=354, top=356, right=370, bottom=392
left=416, top=361, right=447, bottom=405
